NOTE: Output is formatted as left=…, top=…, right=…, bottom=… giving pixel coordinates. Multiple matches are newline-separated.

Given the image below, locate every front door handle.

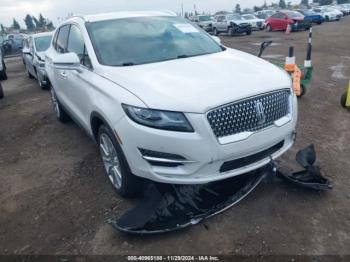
left=60, top=71, right=67, bottom=79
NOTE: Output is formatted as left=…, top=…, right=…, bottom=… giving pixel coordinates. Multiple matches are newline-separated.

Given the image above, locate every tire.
left=28, top=70, right=34, bottom=79
left=325, top=16, right=329, bottom=22
left=213, top=28, right=219, bottom=36
left=50, top=87, right=70, bottom=123
left=246, top=29, right=252, bottom=35
left=266, top=24, right=272, bottom=32
left=0, top=83, right=4, bottom=99
left=0, top=60, right=7, bottom=81
left=299, top=84, right=306, bottom=97
left=228, top=27, right=234, bottom=37
left=98, top=125, right=142, bottom=197
left=36, top=70, right=48, bottom=90
left=341, top=92, right=348, bottom=108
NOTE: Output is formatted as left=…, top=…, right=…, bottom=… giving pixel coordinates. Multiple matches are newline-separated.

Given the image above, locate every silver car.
left=23, top=32, right=53, bottom=89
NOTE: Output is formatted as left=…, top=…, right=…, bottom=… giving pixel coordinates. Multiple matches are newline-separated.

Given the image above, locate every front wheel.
left=98, top=125, right=142, bottom=197
left=266, top=24, right=272, bottom=32
left=213, top=28, right=219, bottom=36
left=50, top=87, right=70, bottom=122
left=36, top=71, right=48, bottom=90
left=246, top=29, right=252, bottom=35
left=228, top=27, right=234, bottom=37
left=0, top=60, right=7, bottom=80
left=299, top=84, right=306, bottom=97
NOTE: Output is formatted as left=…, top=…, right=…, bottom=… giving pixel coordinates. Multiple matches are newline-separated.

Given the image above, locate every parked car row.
left=190, top=4, right=349, bottom=37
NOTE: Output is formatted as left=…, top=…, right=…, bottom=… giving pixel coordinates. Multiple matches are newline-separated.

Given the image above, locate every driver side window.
left=67, top=25, right=92, bottom=69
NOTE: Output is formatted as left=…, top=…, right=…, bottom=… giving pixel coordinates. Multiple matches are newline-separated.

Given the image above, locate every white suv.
left=45, top=11, right=297, bottom=196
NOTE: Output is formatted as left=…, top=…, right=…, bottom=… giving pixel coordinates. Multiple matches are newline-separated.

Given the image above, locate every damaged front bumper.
left=110, top=145, right=332, bottom=235
left=109, top=165, right=270, bottom=235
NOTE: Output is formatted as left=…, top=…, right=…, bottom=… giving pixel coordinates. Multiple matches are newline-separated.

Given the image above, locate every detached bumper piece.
left=109, top=166, right=269, bottom=235
left=277, top=145, right=332, bottom=191
left=110, top=145, right=332, bottom=235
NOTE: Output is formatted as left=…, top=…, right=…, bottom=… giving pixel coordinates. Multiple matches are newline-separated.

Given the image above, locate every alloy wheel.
left=50, top=88, right=60, bottom=118
left=99, top=133, right=122, bottom=190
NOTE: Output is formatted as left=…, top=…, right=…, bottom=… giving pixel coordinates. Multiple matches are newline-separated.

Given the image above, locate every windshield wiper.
left=121, top=62, right=135, bottom=66
left=177, top=54, right=189, bottom=59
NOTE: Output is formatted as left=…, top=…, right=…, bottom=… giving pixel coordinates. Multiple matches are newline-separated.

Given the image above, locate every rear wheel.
left=50, top=87, right=70, bottom=122
left=98, top=125, right=142, bottom=197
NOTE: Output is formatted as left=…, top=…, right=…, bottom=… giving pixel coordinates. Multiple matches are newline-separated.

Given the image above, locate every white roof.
left=32, top=32, right=54, bottom=38
left=83, top=10, right=177, bottom=22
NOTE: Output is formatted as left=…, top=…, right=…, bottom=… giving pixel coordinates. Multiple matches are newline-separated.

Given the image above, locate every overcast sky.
left=0, top=0, right=301, bottom=27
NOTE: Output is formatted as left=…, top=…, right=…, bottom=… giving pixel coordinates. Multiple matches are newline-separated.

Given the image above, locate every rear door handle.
left=60, top=71, right=67, bottom=79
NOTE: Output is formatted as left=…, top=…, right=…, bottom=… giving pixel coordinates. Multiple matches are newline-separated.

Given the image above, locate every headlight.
left=122, top=104, right=194, bottom=132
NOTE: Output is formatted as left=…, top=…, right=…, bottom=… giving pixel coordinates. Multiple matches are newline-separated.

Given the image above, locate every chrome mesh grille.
left=207, top=90, right=290, bottom=138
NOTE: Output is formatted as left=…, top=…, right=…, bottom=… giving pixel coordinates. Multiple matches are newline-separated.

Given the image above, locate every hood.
left=292, top=17, right=304, bottom=21
left=199, top=21, right=212, bottom=25
left=98, top=49, right=292, bottom=113
left=245, top=18, right=264, bottom=23
left=229, top=19, right=249, bottom=25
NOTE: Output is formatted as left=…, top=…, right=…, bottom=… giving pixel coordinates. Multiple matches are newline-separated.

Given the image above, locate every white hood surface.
left=99, top=48, right=292, bottom=113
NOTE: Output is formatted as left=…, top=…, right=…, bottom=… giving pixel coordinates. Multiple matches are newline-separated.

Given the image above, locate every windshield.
left=227, top=14, right=243, bottom=20
left=199, top=16, right=211, bottom=21
left=34, top=35, right=52, bottom=52
left=243, top=15, right=255, bottom=19
left=87, top=16, right=223, bottom=66
left=284, top=11, right=304, bottom=18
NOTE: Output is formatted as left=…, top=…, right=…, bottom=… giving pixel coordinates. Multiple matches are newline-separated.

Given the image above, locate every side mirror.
left=211, top=35, right=221, bottom=44
left=52, top=52, right=82, bottom=72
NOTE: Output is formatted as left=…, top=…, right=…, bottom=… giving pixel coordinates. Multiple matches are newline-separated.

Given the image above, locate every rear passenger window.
left=67, top=25, right=92, bottom=68
left=56, top=25, right=70, bottom=53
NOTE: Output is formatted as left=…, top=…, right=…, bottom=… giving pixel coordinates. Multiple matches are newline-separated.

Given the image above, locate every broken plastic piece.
left=109, top=165, right=270, bottom=235
left=277, top=145, right=332, bottom=190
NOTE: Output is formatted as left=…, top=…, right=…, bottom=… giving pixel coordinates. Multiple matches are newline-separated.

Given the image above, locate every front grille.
left=207, top=90, right=290, bottom=138
left=256, top=22, right=263, bottom=27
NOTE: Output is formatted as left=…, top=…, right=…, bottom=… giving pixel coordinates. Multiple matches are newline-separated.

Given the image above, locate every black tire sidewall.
left=341, top=92, right=348, bottom=108
left=0, top=83, right=4, bottom=99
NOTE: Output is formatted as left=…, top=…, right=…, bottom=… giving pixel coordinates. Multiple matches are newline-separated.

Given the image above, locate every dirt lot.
left=1, top=17, right=350, bottom=256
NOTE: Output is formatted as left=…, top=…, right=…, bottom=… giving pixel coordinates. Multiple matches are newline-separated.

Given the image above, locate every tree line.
left=1, top=14, right=54, bottom=34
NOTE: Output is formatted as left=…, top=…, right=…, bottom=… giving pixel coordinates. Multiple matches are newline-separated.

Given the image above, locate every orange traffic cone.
left=285, top=23, right=292, bottom=35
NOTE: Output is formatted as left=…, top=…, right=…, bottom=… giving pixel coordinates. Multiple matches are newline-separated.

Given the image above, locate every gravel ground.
left=0, top=17, right=350, bottom=256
